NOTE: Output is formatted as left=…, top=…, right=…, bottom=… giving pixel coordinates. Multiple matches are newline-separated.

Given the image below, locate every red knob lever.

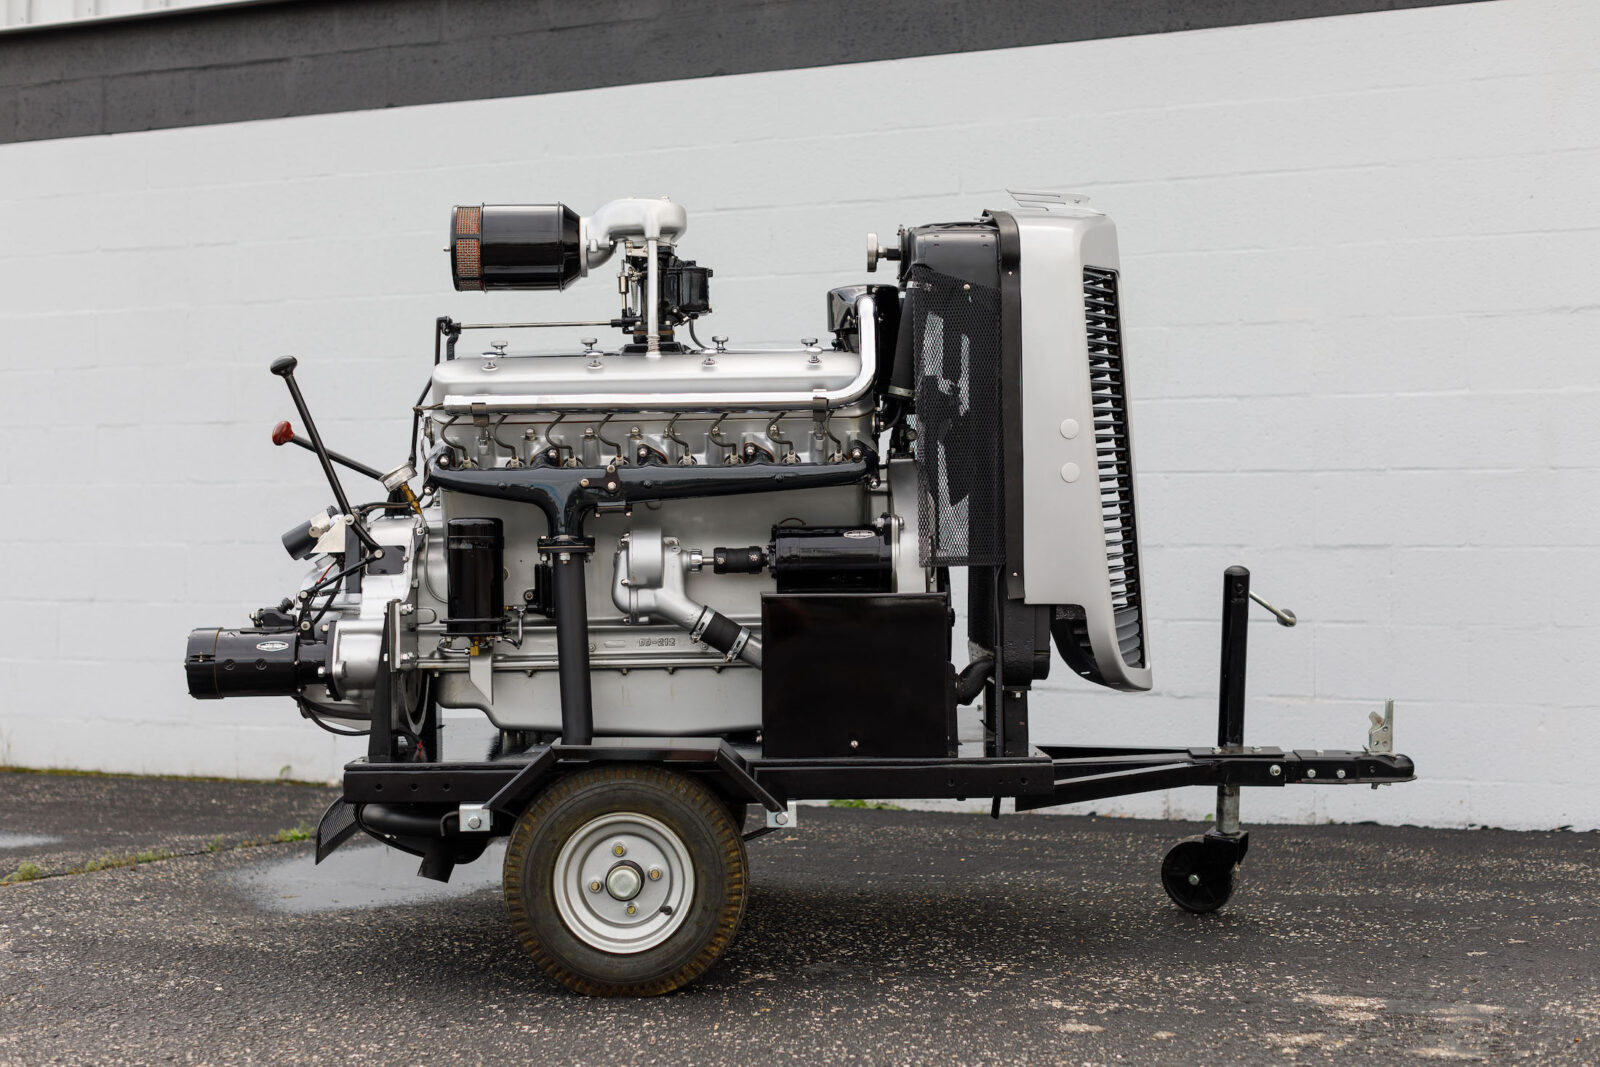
left=271, top=421, right=295, bottom=446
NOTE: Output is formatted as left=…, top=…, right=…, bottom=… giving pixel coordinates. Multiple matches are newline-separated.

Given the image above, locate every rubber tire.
left=503, top=765, right=747, bottom=996
left=1160, top=837, right=1240, bottom=914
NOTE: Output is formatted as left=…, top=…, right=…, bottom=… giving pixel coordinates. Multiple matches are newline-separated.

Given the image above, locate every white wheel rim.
left=552, top=811, right=695, bottom=955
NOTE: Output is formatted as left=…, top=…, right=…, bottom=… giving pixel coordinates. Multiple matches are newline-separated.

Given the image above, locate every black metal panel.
left=761, top=593, right=954, bottom=759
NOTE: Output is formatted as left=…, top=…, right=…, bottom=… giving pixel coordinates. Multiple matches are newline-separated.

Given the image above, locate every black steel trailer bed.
left=335, top=741, right=1414, bottom=822
left=318, top=565, right=1415, bottom=921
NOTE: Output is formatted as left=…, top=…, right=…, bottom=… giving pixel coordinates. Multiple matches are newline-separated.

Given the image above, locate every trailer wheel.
left=503, top=764, right=747, bottom=996
left=1160, top=835, right=1243, bottom=914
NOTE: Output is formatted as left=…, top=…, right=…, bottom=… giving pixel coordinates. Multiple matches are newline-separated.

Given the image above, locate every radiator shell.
left=1015, top=212, right=1151, bottom=691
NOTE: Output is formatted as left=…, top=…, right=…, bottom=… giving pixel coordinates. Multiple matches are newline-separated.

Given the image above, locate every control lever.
left=1248, top=590, right=1297, bottom=627
left=271, top=420, right=386, bottom=482
left=270, top=356, right=379, bottom=551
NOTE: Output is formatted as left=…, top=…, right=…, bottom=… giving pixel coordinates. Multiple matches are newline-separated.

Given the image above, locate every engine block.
left=187, top=193, right=1148, bottom=759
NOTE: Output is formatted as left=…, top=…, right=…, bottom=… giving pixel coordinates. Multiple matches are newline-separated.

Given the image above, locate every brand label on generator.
left=843, top=530, right=874, bottom=539
left=255, top=640, right=290, bottom=652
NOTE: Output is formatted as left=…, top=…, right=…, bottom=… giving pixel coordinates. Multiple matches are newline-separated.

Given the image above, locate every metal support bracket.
left=456, top=803, right=492, bottom=833
left=1367, top=699, right=1395, bottom=756
left=482, top=746, right=560, bottom=817
left=713, top=743, right=786, bottom=813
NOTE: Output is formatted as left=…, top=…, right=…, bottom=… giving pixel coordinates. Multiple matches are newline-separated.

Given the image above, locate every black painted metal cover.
left=760, top=593, right=954, bottom=759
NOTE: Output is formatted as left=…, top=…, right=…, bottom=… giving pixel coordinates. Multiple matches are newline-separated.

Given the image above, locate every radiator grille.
left=909, top=265, right=1005, bottom=567
left=1084, top=266, right=1144, bottom=668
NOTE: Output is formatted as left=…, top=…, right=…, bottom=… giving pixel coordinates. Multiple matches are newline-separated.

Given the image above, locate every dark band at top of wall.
left=0, top=0, right=1492, bottom=145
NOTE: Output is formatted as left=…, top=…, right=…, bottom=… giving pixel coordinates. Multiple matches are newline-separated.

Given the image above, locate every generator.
left=185, top=193, right=1414, bottom=996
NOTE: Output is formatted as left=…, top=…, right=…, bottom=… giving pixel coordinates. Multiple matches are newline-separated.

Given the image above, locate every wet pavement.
left=0, top=770, right=340, bottom=876
left=2, top=769, right=1598, bottom=1065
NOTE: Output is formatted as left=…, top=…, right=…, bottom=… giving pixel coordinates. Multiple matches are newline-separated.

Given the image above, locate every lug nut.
left=647, top=867, right=662, bottom=881
left=588, top=880, right=602, bottom=893
left=625, top=904, right=637, bottom=916
left=612, top=843, right=626, bottom=857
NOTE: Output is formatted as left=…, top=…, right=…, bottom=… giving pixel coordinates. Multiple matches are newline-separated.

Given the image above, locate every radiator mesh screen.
left=909, top=265, right=1005, bottom=567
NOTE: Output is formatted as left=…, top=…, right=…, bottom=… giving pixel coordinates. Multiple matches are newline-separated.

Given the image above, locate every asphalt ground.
left=1, top=770, right=1597, bottom=1065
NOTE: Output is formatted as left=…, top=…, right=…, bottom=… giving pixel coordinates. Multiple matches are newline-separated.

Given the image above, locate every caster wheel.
left=1161, top=832, right=1248, bottom=914
left=503, top=764, right=747, bottom=996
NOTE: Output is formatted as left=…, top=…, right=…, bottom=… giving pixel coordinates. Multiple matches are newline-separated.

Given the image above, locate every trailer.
left=186, top=193, right=1414, bottom=995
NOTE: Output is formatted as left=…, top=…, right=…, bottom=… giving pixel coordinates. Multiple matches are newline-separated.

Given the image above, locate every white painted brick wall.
left=1, top=0, right=1594, bottom=828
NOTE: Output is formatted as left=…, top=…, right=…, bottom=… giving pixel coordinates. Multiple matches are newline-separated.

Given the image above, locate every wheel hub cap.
left=553, top=812, right=694, bottom=954
left=606, top=862, right=643, bottom=900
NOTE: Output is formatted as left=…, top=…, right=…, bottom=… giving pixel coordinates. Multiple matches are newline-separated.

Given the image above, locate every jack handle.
left=1248, top=590, right=1298, bottom=627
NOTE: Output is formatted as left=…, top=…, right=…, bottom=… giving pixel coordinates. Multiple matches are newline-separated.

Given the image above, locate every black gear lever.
left=270, top=356, right=379, bottom=551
